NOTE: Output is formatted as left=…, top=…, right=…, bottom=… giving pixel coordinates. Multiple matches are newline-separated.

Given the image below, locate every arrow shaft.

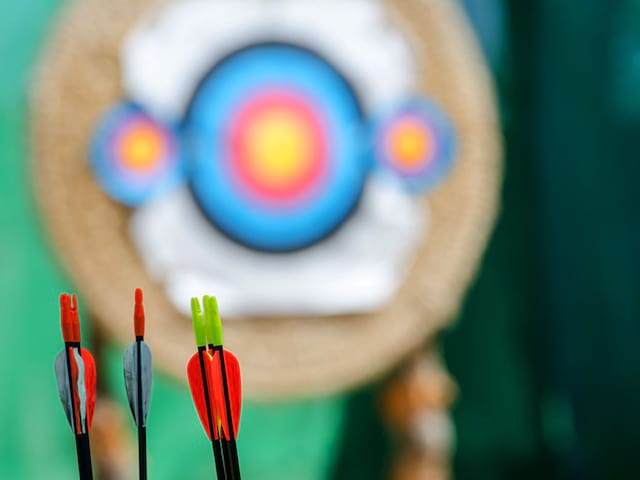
left=212, top=436, right=226, bottom=480
left=216, top=347, right=241, bottom=480
left=136, top=339, right=147, bottom=480
left=138, top=425, right=147, bottom=480
left=75, top=433, right=93, bottom=480
left=198, top=348, right=226, bottom=480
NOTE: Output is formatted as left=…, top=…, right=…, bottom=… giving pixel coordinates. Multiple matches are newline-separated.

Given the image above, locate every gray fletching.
left=55, top=350, right=75, bottom=431
left=123, top=341, right=152, bottom=427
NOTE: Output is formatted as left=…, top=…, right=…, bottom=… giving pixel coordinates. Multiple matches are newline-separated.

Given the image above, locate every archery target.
left=186, top=43, right=368, bottom=252
left=34, top=0, right=502, bottom=398
left=90, top=103, right=184, bottom=206
left=373, top=100, right=456, bottom=193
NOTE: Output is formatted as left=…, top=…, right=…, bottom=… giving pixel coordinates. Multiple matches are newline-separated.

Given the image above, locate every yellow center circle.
left=245, top=109, right=314, bottom=190
left=389, top=122, right=433, bottom=170
left=119, top=125, right=164, bottom=171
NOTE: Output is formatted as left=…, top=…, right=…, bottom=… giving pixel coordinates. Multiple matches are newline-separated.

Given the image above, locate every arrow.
left=203, top=296, right=242, bottom=480
left=54, top=293, right=96, bottom=480
left=123, top=288, right=152, bottom=480
left=187, top=297, right=227, bottom=479
left=187, top=296, right=243, bottom=480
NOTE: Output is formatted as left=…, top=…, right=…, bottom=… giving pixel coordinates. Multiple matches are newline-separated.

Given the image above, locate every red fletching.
left=210, top=349, right=242, bottom=440
left=81, top=348, right=97, bottom=433
left=134, top=288, right=145, bottom=337
left=66, top=346, right=97, bottom=434
left=187, top=349, right=242, bottom=441
left=187, top=351, right=217, bottom=441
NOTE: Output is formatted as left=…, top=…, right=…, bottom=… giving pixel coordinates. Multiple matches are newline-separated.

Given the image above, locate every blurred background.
left=3, top=0, right=640, bottom=479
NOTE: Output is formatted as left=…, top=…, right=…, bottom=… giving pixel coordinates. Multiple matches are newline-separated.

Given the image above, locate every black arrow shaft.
left=215, top=346, right=241, bottom=480
left=75, top=433, right=93, bottom=480
left=136, top=338, right=147, bottom=480
left=198, top=348, right=226, bottom=480
left=65, top=343, right=93, bottom=480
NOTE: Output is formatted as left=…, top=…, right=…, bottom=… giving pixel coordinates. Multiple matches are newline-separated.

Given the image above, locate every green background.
left=3, top=0, right=640, bottom=479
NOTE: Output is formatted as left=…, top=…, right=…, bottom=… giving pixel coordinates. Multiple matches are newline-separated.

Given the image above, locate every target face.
left=373, top=100, right=456, bottom=193
left=90, top=103, right=184, bottom=206
left=186, top=43, right=368, bottom=252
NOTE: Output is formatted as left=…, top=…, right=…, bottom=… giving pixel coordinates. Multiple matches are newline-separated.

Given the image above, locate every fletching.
left=55, top=352, right=73, bottom=428
left=55, top=347, right=97, bottom=434
left=187, top=349, right=242, bottom=440
left=187, top=351, right=218, bottom=440
left=211, top=349, right=242, bottom=440
left=123, top=340, right=152, bottom=427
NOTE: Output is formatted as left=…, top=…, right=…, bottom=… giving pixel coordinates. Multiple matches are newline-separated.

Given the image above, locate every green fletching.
left=190, top=297, right=206, bottom=347
left=208, top=296, right=224, bottom=346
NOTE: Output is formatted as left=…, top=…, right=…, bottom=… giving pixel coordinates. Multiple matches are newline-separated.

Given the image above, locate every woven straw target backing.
left=31, top=0, right=501, bottom=399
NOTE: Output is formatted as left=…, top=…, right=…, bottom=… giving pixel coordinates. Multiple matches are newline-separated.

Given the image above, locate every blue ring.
left=371, top=98, right=457, bottom=193
left=90, top=102, right=185, bottom=206
left=185, top=42, right=368, bottom=252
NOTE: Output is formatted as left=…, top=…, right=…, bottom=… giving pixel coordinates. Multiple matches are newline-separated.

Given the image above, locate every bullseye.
left=387, top=118, right=434, bottom=172
left=118, top=120, right=167, bottom=172
left=229, top=92, right=326, bottom=204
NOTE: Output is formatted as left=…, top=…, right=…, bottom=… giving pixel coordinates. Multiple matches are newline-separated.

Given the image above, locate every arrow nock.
left=134, top=288, right=145, bottom=338
left=204, top=295, right=223, bottom=346
left=190, top=297, right=206, bottom=348
left=60, top=293, right=74, bottom=343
